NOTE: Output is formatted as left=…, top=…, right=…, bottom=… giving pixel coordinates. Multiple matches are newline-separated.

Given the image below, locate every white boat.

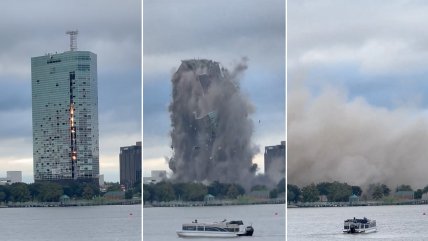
left=176, top=219, right=254, bottom=238
left=343, top=217, right=377, bottom=234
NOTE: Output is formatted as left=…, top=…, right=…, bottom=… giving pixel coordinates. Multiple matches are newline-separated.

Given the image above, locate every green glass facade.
left=31, top=51, right=99, bottom=182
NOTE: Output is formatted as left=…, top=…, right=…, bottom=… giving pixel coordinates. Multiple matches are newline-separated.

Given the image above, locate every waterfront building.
left=0, top=178, right=10, bottom=185
left=394, top=191, right=414, bottom=200
left=98, top=174, right=104, bottom=187
left=120, top=141, right=142, bottom=188
left=6, top=171, right=22, bottom=183
left=31, top=31, right=99, bottom=184
left=143, top=170, right=167, bottom=184
left=264, top=141, right=286, bottom=183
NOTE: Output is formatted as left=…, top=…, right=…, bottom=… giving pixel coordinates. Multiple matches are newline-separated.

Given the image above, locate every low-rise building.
left=394, top=191, right=414, bottom=200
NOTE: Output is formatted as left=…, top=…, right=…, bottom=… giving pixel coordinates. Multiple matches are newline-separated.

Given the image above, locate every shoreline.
left=0, top=199, right=141, bottom=208
left=288, top=199, right=428, bottom=208
left=144, top=199, right=285, bottom=208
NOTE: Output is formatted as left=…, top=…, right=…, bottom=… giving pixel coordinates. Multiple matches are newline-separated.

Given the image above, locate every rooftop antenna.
left=66, top=30, right=78, bottom=51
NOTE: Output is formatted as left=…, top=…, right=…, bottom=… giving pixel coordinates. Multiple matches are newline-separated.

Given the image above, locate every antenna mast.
left=66, top=30, right=78, bottom=51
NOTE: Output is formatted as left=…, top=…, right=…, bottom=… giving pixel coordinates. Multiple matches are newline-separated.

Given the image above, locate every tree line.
left=288, top=181, right=428, bottom=203
left=144, top=178, right=285, bottom=203
left=0, top=181, right=141, bottom=203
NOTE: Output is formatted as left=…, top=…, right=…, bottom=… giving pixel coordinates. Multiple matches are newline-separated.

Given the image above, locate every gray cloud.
left=143, top=0, right=285, bottom=175
left=288, top=1, right=428, bottom=76
left=0, top=0, right=141, bottom=182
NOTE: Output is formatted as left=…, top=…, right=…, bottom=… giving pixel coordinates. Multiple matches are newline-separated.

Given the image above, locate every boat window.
left=197, top=226, right=204, bottom=231
left=183, top=226, right=196, bottom=231
left=344, top=226, right=349, bottom=229
left=205, top=227, right=226, bottom=232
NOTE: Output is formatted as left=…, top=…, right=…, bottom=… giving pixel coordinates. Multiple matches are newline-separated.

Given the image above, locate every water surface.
left=0, top=205, right=141, bottom=241
left=143, top=204, right=285, bottom=241
left=288, top=205, right=428, bottom=240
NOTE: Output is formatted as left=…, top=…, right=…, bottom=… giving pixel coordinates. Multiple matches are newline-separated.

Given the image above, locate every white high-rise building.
left=31, top=35, right=99, bottom=183
left=6, top=171, right=22, bottom=183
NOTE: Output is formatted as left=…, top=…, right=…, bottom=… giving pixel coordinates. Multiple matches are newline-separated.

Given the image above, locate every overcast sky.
left=0, top=0, right=141, bottom=183
left=288, top=1, right=428, bottom=189
left=143, top=0, right=285, bottom=177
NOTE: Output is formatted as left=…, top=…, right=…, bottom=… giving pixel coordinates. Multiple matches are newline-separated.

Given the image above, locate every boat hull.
left=343, top=227, right=377, bottom=234
left=177, top=231, right=238, bottom=238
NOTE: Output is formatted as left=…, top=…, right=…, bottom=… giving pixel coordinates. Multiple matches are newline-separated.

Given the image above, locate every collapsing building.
left=169, top=59, right=258, bottom=185
left=264, top=141, right=286, bottom=184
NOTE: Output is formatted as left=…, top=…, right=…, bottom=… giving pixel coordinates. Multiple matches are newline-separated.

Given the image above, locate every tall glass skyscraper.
left=31, top=49, right=99, bottom=183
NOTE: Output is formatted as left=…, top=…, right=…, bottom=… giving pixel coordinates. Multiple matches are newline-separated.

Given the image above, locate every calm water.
left=0, top=205, right=141, bottom=241
left=143, top=204, right=285, bottom=241
left=288, top=205, right=428, bottom=240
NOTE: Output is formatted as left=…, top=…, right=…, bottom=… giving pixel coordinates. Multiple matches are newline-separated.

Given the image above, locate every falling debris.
left=168, top=59, right=259, bottom=186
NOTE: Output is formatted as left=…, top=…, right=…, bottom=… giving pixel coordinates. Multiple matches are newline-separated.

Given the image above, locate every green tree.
left=106, top=182, right=122, bottom=192
left=287, top=184, right=301, bottom=202
left=302, top=184, right=320, bottom=202
left=415, top=189, right=423, bottom=199
left=143, top=184, right=153, bottom=202
left=172, top=183, right=187, bottom=200
left=125, top=190, right=134, bottom=199
left=37, top=182, right=64, bottom=202
left=316, top=182, right=332, bottom=196
left=82, top=185, right=94, bottom=200
left=381, top=184, right=390, bottom=196
left=277, top=178, right=285, bottom=193
left=351, top=186, right=362, bottom=196
left=0, top=191, right=7, bottom=202
left=326, top=182, right=352, bottom=202
left=207, top=181, right=229, bottom=198
left=183, top=183, right=207, bottom=201
left=422, top=185, right=428, bottom=194
left=9, top=183, right=31, bottom=202
left=28, top=183, right=41, bottom=200
left=226, top=184, right=240, bottom=199
left=269, top=189, right=278, bottom=199
left=154, top=182, right=176, bottom=201
left=372, top=186, right=383, bottom=200
left=133, top=181, right=141, bottom=197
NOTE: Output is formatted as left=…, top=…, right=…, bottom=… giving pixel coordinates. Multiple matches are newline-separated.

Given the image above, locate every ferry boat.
left=177, top=219, right=254, bottom=238
left=343, top=217, right=377, bottom=234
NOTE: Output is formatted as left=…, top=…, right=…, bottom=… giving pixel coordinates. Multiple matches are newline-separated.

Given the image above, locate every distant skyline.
left=0, top=0, right=141, bottom=183
left=143, top=0, right=285, bottom=177
left=288, top=1, right=428, bottom=189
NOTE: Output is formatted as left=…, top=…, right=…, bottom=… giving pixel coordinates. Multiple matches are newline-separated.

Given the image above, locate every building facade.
left=143, top=170, right=167, bottom=184
left=120, top=141, right=142, bottom=188
left=6, top=171, right=22, bottom=183
left=31, top=50, right=99, bottom=183
left=264, top=141, right=286, bottom=183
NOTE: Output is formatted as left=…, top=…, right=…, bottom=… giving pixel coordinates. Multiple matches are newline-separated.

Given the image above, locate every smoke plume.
left=168, top=59, right=259, bottom=187
left=288, top=85, right=428, bottom=189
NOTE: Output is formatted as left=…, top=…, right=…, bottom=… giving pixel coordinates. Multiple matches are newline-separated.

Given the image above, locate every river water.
left=143, top=204, right=285, bottom=241
left=0, top=205, right=141, bottom=241
left=288, top=205, right=428, bottom=240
